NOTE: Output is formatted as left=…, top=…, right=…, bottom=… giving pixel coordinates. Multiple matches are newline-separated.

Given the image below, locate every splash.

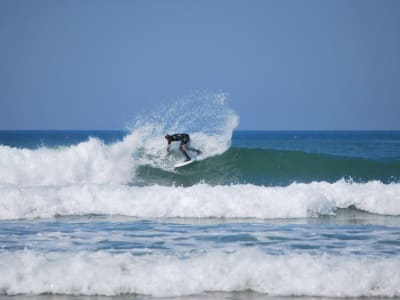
left=130, top=92, right=239, bottom=170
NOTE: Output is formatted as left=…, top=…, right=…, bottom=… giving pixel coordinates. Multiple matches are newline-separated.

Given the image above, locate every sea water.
left=0, top=94, right=400, bottom=300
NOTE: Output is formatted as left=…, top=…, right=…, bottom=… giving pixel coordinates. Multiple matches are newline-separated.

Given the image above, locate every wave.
left=0, top=180, right=399, bottom=220
left=1, top=249, right=399, bottom=297
left=137, top=147, right=400, bottom=186
left=1, top=94, right=398, bottom=188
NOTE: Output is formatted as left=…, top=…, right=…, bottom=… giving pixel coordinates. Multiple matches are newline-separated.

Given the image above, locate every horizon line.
left=0, top=129, right=399, bottom=132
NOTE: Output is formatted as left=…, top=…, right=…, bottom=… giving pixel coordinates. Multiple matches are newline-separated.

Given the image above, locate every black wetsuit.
left=167, top=133, right=201, bottom=161
left=168, top=133, right=191, bottom=145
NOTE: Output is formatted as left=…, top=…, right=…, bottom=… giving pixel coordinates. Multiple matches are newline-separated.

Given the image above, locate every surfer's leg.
left=179, top=144, right=191, bottom=161
left=188, top=147, right=202, bottom=155
left=185, top=139, right=202, bottom=155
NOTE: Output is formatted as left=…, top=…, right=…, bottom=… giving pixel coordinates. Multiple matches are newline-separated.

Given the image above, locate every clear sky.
left=1, top=0, right=399, bottom=130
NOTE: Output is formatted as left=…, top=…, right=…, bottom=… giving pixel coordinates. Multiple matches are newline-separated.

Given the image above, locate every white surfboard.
left=174, top=159, right=196, bottom=169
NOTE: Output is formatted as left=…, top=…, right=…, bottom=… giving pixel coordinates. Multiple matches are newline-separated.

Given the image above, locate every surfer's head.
left=165, top=134, right=172, bottom=142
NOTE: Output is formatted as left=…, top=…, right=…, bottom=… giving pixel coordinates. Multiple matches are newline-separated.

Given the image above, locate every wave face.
left=1, top=132, right=398, bottom=188
left=137, top=147, right=400, bottom=186
left=1, top=250, right=399, bottom=297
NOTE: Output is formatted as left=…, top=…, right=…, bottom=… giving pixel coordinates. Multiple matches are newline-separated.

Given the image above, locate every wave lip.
left=1, top=250, right=399, bottom=297
left=0, top=180, right=399, bottom=220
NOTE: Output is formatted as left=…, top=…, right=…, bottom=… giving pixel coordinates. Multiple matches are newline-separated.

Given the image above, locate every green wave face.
left=135, top=148, right=400, bottom=187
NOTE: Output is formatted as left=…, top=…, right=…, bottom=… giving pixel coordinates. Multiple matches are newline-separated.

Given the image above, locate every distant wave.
left=1, top=249, right=399, bottom=297
left=0, top=180, right=399, bottom=220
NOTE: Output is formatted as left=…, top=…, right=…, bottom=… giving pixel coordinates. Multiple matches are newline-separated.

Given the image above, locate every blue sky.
left=1, top=0, right=399, bottom=130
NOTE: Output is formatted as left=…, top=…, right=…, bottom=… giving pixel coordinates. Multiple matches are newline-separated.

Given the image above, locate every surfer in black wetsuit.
left=165, top=133, right=202, bottom=161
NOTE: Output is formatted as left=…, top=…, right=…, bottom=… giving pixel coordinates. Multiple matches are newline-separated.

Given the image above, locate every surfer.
left=165, top=133, right=202, bottom=161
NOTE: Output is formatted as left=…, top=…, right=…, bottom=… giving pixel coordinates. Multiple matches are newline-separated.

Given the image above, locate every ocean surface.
left=1, top=97, right=400, bottom=300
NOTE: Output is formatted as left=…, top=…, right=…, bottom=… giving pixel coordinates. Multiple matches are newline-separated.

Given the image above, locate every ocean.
left=0, top=97, right=400, bottom=300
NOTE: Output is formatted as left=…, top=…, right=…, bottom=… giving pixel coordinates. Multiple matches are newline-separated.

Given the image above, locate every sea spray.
left=131, top=92, right=239, bottom=170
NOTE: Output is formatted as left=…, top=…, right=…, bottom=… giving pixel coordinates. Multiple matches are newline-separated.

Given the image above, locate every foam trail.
left=1, top=250, right=399, bottom=297
left=0, top=93, right=238, bottom=186
left=0, top=180, right=399, bottom=220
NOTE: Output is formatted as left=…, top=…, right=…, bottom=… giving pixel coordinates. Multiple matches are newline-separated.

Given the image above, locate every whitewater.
left=1, top=250, right=399, bottom=297
left=1, top=181, right=400, bottom=220
left=1, top=93, right=400, bottom=299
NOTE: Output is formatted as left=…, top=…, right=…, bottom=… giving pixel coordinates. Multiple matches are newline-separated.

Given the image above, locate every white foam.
left=0, top=137, right=137, bottom=186
left=1, top=249, right=399, bottom=297
left=315, top=179, right=400, bottom=215
left=0, top=181, right=399, bottom=220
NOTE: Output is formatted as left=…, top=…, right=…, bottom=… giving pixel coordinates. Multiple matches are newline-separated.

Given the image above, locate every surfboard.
left=174, top=159, right=195, bottom=169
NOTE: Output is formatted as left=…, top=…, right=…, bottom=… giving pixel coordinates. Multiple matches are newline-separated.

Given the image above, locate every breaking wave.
left=1, top=249, right=399, bottom=297
left=0, top=180, right=399, bottom=220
